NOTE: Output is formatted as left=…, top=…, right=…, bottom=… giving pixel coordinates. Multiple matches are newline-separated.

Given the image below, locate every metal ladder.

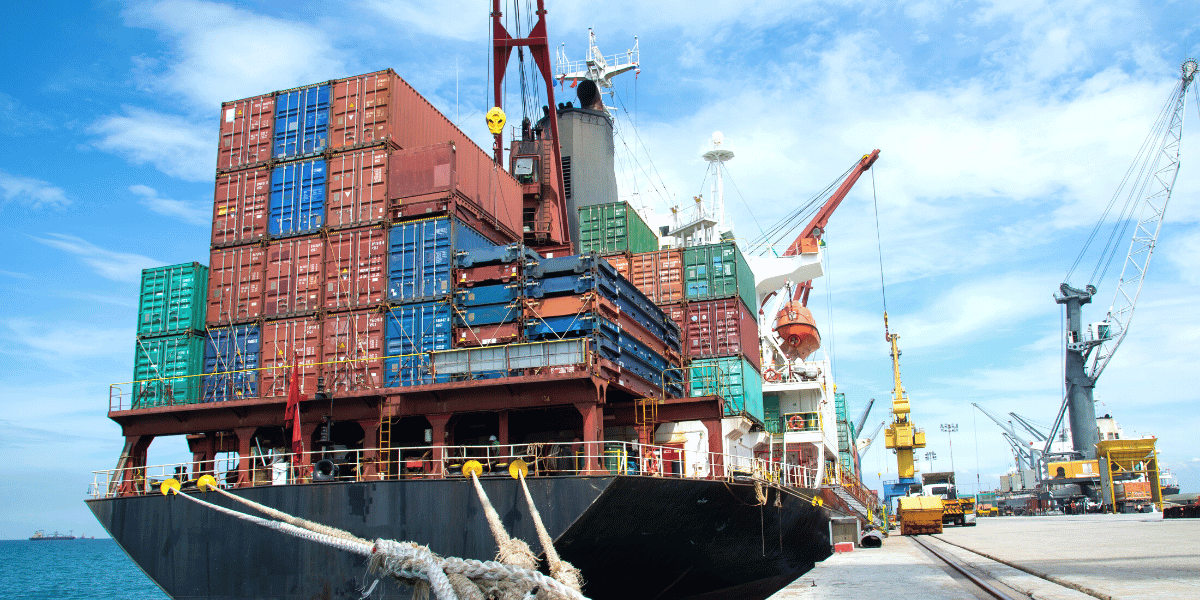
left=377, top=403, right=394, bottom=479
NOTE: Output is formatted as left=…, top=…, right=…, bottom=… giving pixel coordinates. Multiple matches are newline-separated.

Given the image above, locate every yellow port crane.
left=880, top=313, right=931, bottom=529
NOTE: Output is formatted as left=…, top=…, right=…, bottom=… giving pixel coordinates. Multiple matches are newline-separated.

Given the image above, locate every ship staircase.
left=824, top=484, right=873, bottom=523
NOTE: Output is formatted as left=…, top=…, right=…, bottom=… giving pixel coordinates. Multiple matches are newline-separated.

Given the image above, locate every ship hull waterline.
left=88, top=475, right=834, bottom=600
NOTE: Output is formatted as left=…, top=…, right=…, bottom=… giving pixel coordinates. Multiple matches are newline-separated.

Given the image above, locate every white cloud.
left=2, top=319, right=131, bottom=362
left=125, top=0, right=347, bottom=110
left=0, top=170, right=69, bottom=208
left=29, top=233, right=163, bottom=282
left=129, top=184, right=209, bottom=226
left=90, top=107, right=213, bottom=181
left=0, top=270, right=32, bottom=280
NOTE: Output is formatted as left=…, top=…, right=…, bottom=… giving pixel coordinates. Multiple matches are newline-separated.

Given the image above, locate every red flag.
left=284, top=360, right=303, bottom=457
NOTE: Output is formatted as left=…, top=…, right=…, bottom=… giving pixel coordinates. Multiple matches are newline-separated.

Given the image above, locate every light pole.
left=924, top=451, right=936, bottom=473
left=941, top=423, right=958, bottom=478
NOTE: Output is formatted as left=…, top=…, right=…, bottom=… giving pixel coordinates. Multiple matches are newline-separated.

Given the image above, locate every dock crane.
left=1052, top=59, right=1197, bottom=460
left=973, top=404, right=1041, bottom=476
left=882, top=313, right=926, bottom=516
left=856, top=420, right=885, bottom=456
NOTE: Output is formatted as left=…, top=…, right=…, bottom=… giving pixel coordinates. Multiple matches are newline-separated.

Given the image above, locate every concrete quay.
left=769, top=513, right=1200, bottom=599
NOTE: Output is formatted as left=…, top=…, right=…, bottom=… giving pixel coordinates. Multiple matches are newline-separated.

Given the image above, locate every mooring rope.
left=517, top=472, right=583, bottom=592
left=165, top=480, right=588, bottom=600
left=467, top=471, right=540, bottom=570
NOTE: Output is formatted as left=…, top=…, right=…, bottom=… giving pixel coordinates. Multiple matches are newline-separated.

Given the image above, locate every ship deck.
left=768, top=513, right=1200, bottom=600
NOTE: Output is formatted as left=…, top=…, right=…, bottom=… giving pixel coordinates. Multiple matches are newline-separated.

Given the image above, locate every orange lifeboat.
left=774, top=301, right=821, bottom=360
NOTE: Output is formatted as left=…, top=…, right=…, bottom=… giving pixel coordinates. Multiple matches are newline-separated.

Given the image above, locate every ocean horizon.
left=0, top=539, right=168, bottom=599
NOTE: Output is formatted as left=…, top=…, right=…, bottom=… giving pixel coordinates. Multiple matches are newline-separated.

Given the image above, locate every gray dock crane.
left=1053, top=59, right=1197, bottom=460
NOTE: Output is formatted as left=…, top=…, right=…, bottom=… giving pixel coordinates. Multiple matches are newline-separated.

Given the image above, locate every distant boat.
left=29, top=530, right=75, bottom=541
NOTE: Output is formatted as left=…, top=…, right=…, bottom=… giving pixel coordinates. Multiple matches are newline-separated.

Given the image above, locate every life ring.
left=787, top=415, right=804, bottom=430
left=764, top=368, right=782, bottom=382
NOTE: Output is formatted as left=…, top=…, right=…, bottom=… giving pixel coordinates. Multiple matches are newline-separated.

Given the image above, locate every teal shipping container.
left=682, top=241, right=756, bottom=314
left=688, top=355, right=763, bottom=421
left=132, top=334, right=206, bottom=408
left=577, top=202, right=658, bottom=255
left=137, top=262, right=208, bottom=338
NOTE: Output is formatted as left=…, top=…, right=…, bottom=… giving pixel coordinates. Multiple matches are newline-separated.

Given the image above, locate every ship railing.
left=90, top=441, right=820, bottom=499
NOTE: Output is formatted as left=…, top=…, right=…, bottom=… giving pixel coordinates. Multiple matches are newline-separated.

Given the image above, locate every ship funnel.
left=577, top=80, right=603, bottom=111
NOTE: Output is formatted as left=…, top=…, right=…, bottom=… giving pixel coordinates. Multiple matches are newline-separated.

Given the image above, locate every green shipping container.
left=683, top=241, right=756, bottom=314
left=577, top=202, right=658, bottom=255
left=688, top=355, right=764, bottom=421
left=137, top=262, right=208, bottom=338
left=132, top=333, right=205, bottom=408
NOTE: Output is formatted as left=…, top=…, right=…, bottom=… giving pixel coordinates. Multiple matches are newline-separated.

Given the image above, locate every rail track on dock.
left=910, top=535, right=1107, bottom=600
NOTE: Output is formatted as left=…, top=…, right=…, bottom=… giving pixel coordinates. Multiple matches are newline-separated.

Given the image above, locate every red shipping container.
left=324, top=227, right=387, bottom=310
left=454, top=323, right=522, bottom=347
left=207, top=246, right=266, bottom=325
left=327, top=144, right=394, bottom=229
left=265, top=236, right=325, bottom=317
left=608, top=250, right=684, bottom=305
left=212, top=168, right=270, bottom=246
left=260, top=316, right=323, bottom=397
left=388, top=142, right=522, bottom=244
left=322, top=310, right=385, bottom=392
left=662, top=302, right=687, bottom=339
left=330, top=71, right=399, bottom=150
left=685, top=298, right=761, bottom=372
left=217, top=94, right=274, bottom=171
left=456, top=263, right=520, bottom=287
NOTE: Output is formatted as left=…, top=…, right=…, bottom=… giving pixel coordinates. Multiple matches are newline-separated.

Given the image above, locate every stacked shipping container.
left=132, top=263, right=208, bottom=408
left=601, top=224, right=764, bottom=420
left=203, top=69, right=524, bottom=400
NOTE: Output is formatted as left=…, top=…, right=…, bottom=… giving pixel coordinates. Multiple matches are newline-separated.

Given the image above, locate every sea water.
left=0, top=539, right=167, bottom=599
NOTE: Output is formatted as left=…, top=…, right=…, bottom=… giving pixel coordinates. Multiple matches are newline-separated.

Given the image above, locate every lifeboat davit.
left=774, top=301, right=821, bottom=360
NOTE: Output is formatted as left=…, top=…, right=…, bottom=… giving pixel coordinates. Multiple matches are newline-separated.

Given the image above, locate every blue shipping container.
left=384, top=301, right=452, bottom=386
left=274, top=84, right=330, bottom=159
left=269, top=158, right=326, bottom=237
left=455, top=302, right=522, bottom=327
left=202, top=325, right=260, bottom=402
left=388, top=217, right=494, bottom=303
left=525, top=314, right=683, bottom=396
left=455, top=283, right=523, bottom=307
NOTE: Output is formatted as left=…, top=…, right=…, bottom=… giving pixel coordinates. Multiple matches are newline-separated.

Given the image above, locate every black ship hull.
left=88, top=475, right=833, bottom=600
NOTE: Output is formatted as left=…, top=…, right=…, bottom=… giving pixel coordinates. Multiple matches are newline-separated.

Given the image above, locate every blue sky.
left=2, top=0, right=1199, bottom=538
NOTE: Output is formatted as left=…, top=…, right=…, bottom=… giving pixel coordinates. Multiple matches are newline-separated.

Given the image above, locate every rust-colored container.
left=453, top=323, right=522, bottom=347
left=259, top=316, right=323, bottom=398
left=217, top=94, right=275, bottom=172
left=324, top=226, right=387, bottom=311
left=264, top=236, right=325, bottom=317
left=207, top=246, right=266, bottom=325
left=662, top=302, right=687, bottom=340
left=607, top=249, right=684, bottom=305
left=212, top=168, right=270, bottom=246
left=326, top=143, right=395, bottom=229
left=322, top=310, right=385, bottom=392
left=684, top=298, right=761, bottom=372
left=330, top=71, right=397, bottom=150
left=456, top=263, right=520, bottom=287
left=388, top=142, right=522, bottom=244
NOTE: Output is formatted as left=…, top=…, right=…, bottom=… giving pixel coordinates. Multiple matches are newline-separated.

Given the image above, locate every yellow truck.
left=922, top=471, right=977, bottom=526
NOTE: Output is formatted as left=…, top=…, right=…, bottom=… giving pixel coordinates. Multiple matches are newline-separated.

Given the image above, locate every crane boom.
left=853, top=398, right=876, bottom=434
left=784, top=149, right=880, bottom=304
left=1055, top=59, right=1197, bottom=459
left=1090, top=59, right=1196, bottom=380
left=856, top=420, right=885, bottom=455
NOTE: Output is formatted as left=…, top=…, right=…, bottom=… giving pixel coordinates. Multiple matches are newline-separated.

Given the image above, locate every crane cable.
left=871, top=168, right=888, bottom=319
left=1064, top=79, right=1183, bottom=286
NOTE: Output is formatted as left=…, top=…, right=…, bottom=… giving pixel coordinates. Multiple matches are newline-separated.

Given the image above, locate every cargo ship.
left=87, top=4, right=882, bottom=599
left=29, top=530, right=76, bottom=541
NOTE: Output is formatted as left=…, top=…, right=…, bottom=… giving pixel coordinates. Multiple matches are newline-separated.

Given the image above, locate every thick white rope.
left=171, top=490, right=588, bottom=600
left=208, top=485, right=365, bottom=543
left=468, top=472, right=539, bottom=570
left=518, top=473, right=582, bottom=591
